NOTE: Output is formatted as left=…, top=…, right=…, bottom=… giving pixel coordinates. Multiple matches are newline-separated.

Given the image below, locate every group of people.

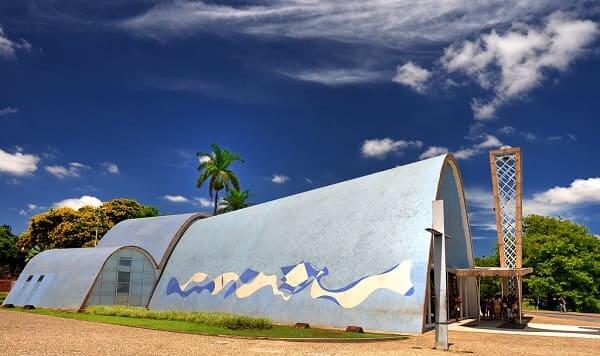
left=481, top=295, right=520, bottom=322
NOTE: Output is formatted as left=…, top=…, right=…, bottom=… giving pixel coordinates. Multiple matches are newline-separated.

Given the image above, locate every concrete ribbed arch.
left=434, top=156, right=474, bottom=268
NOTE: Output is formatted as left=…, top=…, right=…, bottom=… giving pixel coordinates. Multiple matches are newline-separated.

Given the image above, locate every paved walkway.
left=2, top=310, right=600, bottom=355
left=527, top=310, right=600, bottom=324
left=449, top=319, right=600, bottom=339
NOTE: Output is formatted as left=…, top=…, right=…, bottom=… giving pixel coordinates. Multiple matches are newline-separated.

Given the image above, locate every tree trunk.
left=213, top=190, right=219, bottom=216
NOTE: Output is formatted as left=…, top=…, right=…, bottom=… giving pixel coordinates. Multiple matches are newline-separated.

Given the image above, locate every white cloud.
left=521, top=178, right=600, bottom=216
left=101, top=162, right=120, bottom=174
left=0, top=148, right=39, bottom=176
left=361, top=138, right=423, bottom=159
left=465, top=186, right=497, bottom=236
left=0, top=25, right=31, bottom=59
left=281, top=68, right=382, bottom=86
left=419, top=146, right=449, bottom=160
left=198, top=154, right=212, bottom=164
left=453, top=148, right=479, bottom=160
left=499, top=126, right=516, bottom=134
left=18, top=203, right=44, bottom=216
left=392, top=62, right=431, bottom=93
left=118, top=2, right=585, bottom=85
left=272, top=174, right=290, bottom=184
left=0, top=107, right=18, bottom=116
left=475, top=134, right=503, bottom=149
left=163, top=195, right=190, bottom=203
left=45, top=162, right=90, bottom=179
left=533, top=177, right=600, bottom=205
left=53, top=195, right=102, bottom=210
left=194, top=197, right=213, bottom=207
left=453, top=135, right=503, bottom=160
left=466, top=187, right=494, bottom=209
left=119, top=1, right=578, bottom=50
left=442, top=12, right=599, bottom=120
left=472, top=235, right=495, bottom=240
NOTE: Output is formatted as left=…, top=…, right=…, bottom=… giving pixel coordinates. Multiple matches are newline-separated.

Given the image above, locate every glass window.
left=104, top=256, right=118, bottom=271
left=101, top=282, right=116, bottom=296
left=87, top=295, right=100, bottom=306
left=119, top=258, right=132, bottom=267
left=143, top=272, right=155, bottom=285
left=37, top=275, right=44, bottom=282
left=85, top=248, right=157, bottom=307
left=102, top=271, right=117, bottom=283
left=128, top=294, right=142, bottom=306
left=131, top=257, right=145, bottom=272
left=115, top=294, right=128, bottom=305
left=130, top=272, right=143, bottom=284
left=117, top=282, right=129, bottom=294
left=118, top=249, right=132, bottom=258
left=142, top=284, right=154, bottom=297
left=26, top=275, right=33, bottom=282
left=100, top=295, right=115, bottom=305
left=130, top=283, right=142, bottom=296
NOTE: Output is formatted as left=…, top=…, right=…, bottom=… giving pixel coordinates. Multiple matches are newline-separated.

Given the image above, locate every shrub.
left=85, top=305, right=272, bottom=330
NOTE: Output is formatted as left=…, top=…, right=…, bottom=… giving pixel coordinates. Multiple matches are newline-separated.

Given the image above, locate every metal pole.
left=432, top=200, right=448, bottom=351
left=517, top=275, right=522, bottom=324
left=477, top=276, right=481, bottom=323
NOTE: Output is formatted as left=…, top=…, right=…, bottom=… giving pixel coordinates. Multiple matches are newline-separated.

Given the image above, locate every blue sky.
left=1, top=1, right=600, bottom=256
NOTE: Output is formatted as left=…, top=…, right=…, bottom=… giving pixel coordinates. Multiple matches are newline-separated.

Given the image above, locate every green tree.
left=522, top=215, right=600, bottom=312
left=0, top=225, right=24, bottom=276
left=196, top=144, right=244, bottom=215
left=101, top=198, right=159, bottom=222
left=17, top=199, right=160, bottom=256
left=474, top=253, right=501, bottom=298
left=474, top=215, right=600, bottom=312
left=218, top=189, right=252, bottom=214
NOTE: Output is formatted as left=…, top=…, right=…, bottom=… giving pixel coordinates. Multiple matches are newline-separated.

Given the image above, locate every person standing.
left=559, top=296, right=567, bottom=312
left=493, top=296, right=501, bottom=320
left=454, top=295, right=462, bottom=321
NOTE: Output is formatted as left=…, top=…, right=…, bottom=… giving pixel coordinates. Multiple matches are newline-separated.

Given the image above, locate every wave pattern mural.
left=166, top=260, right=414, bottom=308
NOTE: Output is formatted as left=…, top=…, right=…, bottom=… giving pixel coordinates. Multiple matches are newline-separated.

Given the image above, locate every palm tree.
left=218, top=189, right=252, bottom=214
left=196, top=144, right=244, bottom=215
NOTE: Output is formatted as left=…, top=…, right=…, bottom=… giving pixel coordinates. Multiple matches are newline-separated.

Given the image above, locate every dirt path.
left=1, top=310, right=599, bottom=355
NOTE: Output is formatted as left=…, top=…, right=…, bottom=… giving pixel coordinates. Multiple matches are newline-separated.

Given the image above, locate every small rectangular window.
left=117, top=283, right=129, bottom=294
left=26, top=275, right=33, bottom=282
left=37, top=275, right=44, bottom=282
left=119, top=258, right=132, bottom=267
left=118, top=271, right=130, bottom=283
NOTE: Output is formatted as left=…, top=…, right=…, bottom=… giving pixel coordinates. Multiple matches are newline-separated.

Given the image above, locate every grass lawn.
left=523, top=300, right=538, bottom=311
left=9, top=308, right=402, bottom=340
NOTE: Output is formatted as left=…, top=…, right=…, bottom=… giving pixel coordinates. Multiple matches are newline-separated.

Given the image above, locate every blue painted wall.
left=149, top=155, right=474, bottom=333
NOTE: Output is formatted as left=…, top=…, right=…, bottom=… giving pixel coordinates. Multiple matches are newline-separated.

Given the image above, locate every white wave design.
left=169, top=260, right=414, bottom=308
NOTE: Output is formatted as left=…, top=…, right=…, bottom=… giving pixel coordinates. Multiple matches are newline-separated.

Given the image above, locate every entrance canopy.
left=451, top=266, right=533, bottom=324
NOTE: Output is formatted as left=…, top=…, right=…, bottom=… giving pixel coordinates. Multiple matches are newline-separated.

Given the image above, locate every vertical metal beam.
left=477, top=276, right=481, bottom=323
left=432, top=200, right=448, bottom=351
left=517, top=276, right=523, bottom=324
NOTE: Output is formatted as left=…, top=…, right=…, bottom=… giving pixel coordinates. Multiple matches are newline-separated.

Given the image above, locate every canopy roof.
left=451, top=267, right=533, bottom=277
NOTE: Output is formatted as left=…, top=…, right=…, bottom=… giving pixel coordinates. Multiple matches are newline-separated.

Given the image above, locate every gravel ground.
left=2, top=310, right=599, bottom=356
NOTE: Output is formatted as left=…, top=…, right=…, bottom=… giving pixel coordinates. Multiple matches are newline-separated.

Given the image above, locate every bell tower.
left=489, top=146, right=523, bottom=295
